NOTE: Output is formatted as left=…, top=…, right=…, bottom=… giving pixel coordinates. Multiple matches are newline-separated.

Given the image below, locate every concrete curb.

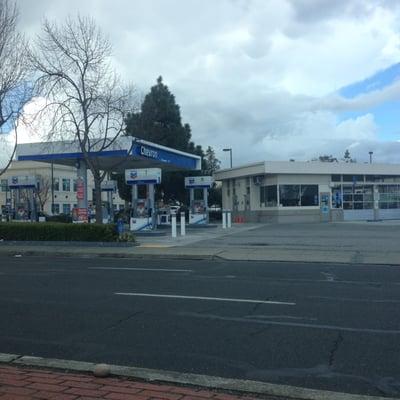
left=0, top=247, right=400, bottom=267
left=0, top=248, right=217, bottom=260
left=0, top=353, right=396, bottom=400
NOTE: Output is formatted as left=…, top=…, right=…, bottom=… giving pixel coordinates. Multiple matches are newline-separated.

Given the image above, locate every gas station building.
left=214, top=160, right=400, bottom=223
left=2, top=136, right=202, bottom=228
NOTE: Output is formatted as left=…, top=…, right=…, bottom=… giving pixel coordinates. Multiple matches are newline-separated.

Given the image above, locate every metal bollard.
left=227, top=211, right=232, bottom=228
left=171, top=212, right=177, bottom=238
left=222, top=210, right=227, bottom=229
left=180, top=212, right=186, bottom=236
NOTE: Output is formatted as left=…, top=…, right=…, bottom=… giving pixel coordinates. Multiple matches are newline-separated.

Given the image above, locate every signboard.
left=76, top=207, right=88, bottom=222
left=131, top=143, right=199, bottom=170
left=184, top=176, right=214, bottom=189
left=125, top=168, right=161, bottom=185
left=101, top=180, right=117, bottom=192
left=8, top=175, right=38, bottom=189
left=76, top=178, right=85, bottom=200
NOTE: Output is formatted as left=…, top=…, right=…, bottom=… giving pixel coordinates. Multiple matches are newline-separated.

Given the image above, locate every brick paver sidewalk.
left=0, top=365, right=281, bottom=400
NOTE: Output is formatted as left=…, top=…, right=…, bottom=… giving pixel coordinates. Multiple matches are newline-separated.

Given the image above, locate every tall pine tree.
left=123, top=76, right=220, bottom=205
left=125, top=76, right=192, bottom=151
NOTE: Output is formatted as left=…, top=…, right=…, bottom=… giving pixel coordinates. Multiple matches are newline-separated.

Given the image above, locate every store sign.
left=184, top=176, right=214, bottom=189
left=125, top=168, right=162, bottom=185
left=76, top=178, right=85, bottom=200
left=8, top=175, right=38, bottom=189
left=140, top=146, right=159, bottom=160
left=101, top=180, right=117, bottom=192
left=77, top=207, right=88, bottom=222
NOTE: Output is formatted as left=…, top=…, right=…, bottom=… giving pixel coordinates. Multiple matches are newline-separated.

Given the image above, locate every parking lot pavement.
left=0, top=364, right=283, bottom=400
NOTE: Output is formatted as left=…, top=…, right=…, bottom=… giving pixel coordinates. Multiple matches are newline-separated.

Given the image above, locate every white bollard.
left=222, top=211, right=227, bottom=229
left=180, top=212, right=186, bottom=236
left=171, top=212, right=177, bottom=238
left=227, top=211, right=232, bottom=228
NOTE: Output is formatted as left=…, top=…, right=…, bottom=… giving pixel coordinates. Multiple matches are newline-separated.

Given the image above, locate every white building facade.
left=0, top=161, right=126, bottom=216
left=214, top=161, right=400, bottom=223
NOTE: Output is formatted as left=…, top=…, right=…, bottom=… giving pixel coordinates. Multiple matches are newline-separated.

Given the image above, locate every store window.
left=279, top=185, right=318, bottom=207
left=331, top=186, right=342, bottom=208
left=266, top=185, right=277, bottom=207
left=1, top=179, right=8, bottom=192
left=62, top=178, right=70, bottom=192
left=53, top=178, right=60, bottom=191
left=279, top=185, right=300, bottom=207
left=63, top=203, right=71, bottom=214
left=331, top=175, right=341, bottom=182
left=301, top=185, right=319, bottom=206
left=73, top=179, right=77, bottom=192
left=53, top=204, right=60, bottom=214
left=341, top=185, right=374, bottom=210
left=378, top=185, right=400, bottom=209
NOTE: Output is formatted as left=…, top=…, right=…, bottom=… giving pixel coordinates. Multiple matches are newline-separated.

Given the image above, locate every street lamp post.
left=223, top=148, right=233, bottom=169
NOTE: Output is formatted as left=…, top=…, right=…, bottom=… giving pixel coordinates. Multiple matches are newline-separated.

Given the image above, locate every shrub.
left=0, top=222, right=122, bottom=242
left=46, top=214, right=73, bottom=223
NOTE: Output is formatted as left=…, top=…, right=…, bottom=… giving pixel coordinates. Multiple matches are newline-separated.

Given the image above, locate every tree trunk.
left=94, top=175, right=103, bottom=224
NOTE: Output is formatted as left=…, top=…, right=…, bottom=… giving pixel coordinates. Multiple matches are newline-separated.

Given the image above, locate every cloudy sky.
left=11, top=0, right=400, bottom=167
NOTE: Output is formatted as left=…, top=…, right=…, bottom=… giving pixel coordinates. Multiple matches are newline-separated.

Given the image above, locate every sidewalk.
left=1, top=222, right=400, bottom=265
left=0, top=364, right=280, bottom=400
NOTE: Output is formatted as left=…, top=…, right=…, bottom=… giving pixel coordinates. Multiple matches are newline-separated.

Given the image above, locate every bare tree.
left=0, top=0, right=31, bottom=177
left=30, top=16, right=136, bottom=223
left=36, top=175, right=51, bottom=212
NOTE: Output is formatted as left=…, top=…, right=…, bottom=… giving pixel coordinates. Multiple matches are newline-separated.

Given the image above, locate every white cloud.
left=10, top=0, right=400, bottom=169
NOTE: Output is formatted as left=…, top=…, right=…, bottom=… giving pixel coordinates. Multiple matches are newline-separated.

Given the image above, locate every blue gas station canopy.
left=16, top=137, right=201, bottom=172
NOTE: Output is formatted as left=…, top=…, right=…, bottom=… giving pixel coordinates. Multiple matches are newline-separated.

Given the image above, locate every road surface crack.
left=104, top=311, right=143, bottom=331
left=328, top=333, right=344, bottom=367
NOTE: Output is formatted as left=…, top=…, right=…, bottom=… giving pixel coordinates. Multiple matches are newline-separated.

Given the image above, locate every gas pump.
left=8, top=175, right=39, bottom=221
left=101, top=180, right=117, bottom=223
left=184, top=176, right=214, bottom=224
left=125, top=168, right=161, bottom=231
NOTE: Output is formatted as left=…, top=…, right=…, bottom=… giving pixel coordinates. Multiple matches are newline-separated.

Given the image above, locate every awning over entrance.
left=16, top=137, right=201, bottom=172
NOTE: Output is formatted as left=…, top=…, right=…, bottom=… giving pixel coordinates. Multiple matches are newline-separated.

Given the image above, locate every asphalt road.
left=1, top=255, right=399, bottom=397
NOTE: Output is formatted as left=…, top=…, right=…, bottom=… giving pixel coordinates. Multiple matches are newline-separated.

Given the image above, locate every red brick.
left=0, top=377, right=30, bottom=387
left=57, top=374, right=95, bottom=382
left=93, top=377, right=131, bottom=387
left=61, top=380, right=104, bottom=390
left=191, top=391, right=217, bottom=398
left=0, top=366, right=27, bottom=374
left=105, top=394, right=150, bottom=400
left=27, top=382, right=67, bottom=393
left=0, top=372, right=27, bottom=381
left=0, top=394, right=32, bottom=400
left=128, top=383, right=179, bottom=392
left=101, top=385, right=143, bottom=395
left=180, top=396, right=211, bottom=400
left=212, top=395, right=239, bottom=400
left=170, top=388, right=208, bottom=397
left=26, top=375, right=66, bottom=385
left=0, top=386, right=37, bottom=396
left=140, top=390, right=183, bottom=400
left=78, top=395, right=105, bottom=400
left=25, top=372, right=63, bottom=380
left=32, top=391, right=79, bottom=400
left=64, top=387, right=109, bottom=397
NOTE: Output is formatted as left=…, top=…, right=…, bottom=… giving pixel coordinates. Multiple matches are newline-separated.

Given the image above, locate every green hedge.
left=0, top=222, right=119, bottom=242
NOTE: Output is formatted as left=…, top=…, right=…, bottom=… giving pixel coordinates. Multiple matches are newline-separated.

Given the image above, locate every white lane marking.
left=89, top=267, right=192, bottom=273
left=115, top=292, right=295, bottom=306
left=178, top=312, right=400, bottom=335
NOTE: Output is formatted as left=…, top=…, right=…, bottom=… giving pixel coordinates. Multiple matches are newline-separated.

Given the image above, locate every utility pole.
left=223, top=148, right=233, bottom=168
